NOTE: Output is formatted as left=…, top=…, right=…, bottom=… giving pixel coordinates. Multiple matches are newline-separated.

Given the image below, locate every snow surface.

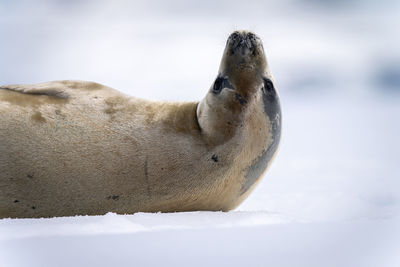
left=1, top=212, right=399, bottom=267
left=1, top=1, right=399, bottom=266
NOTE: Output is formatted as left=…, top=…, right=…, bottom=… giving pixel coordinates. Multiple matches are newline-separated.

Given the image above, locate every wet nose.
left=229, top=32, right=254, bottom=50
left=236, top=35, right=253, bottom=56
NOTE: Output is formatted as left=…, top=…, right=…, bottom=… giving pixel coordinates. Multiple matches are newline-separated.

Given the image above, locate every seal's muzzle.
left=228, top=32, right=260, bottom=56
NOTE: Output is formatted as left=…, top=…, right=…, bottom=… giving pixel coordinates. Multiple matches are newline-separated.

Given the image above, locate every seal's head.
left=198, top=30, right=280, bottom=146
left=221, top=30, right=267, bottom=75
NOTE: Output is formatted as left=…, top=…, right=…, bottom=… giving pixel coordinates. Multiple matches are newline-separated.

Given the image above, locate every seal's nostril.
left=231, top=32, right=239, bottom=40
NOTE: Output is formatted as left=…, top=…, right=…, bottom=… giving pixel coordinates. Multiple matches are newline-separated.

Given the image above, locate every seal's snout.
left=227, top=31, right=261, bottom=56
left=218, top=30, right=268, bottom=91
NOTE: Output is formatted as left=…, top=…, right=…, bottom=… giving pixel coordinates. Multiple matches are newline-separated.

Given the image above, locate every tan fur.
left=0, top=31, right=280, bottom=218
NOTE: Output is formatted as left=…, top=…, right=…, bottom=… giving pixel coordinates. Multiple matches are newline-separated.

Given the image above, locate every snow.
left=1, top=0, right=400, bottom=266
left=0, top=211, right=291, bottom=241
left=1, top=213, right=399, bottom=267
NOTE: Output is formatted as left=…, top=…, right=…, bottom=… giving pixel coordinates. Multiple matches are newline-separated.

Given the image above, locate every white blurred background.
left=0, top=1, right=399, bottom=266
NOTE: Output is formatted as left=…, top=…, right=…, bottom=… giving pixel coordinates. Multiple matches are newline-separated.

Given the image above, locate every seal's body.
left=0, top=31, right=281, bottom=218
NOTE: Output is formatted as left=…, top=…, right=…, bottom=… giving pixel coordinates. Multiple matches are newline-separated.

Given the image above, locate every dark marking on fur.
left=27, top=173, right=34, bottom=179
left=211, top=154, right=219, bottom=162
left=14, top=200, right=19, bottom=203
left=54, top=109, right=66, bottom=119
left=31, top=111, right=46, bottom=123
left=103, top=96, right=133, bottom=121
left=144, top=156, right=151, bottom=198
left=82, top=82, right=103, bottom=91
left=31, top=206, right=36, bottom=210
left=104, top=100, right=119, bottom=115
left=240, top=78, right=281, bottom=195
left=106, top=195, right=120, bottom=200
left=235, top=93, right=247, bottom=106
left=261, top=78, right=280, bottom=119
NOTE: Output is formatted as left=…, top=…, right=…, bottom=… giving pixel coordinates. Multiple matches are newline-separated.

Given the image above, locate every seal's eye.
left=213, top=77, right=234, bottom=94
left=213, top=77, right=224, bottom=94
left=262, top=78, right=275, bottom=95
